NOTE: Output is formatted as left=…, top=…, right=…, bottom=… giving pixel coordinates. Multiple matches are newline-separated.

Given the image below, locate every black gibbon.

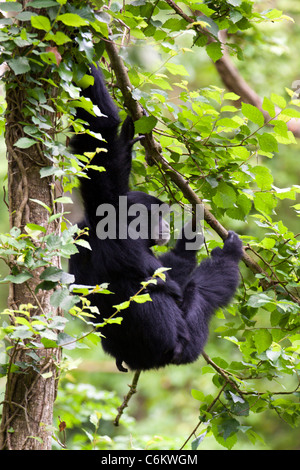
left=69, top=65, right=243, bottom=372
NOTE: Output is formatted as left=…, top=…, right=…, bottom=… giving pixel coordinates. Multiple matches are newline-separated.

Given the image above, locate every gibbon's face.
left=126, top=191, right=171, bottom=246
left=153, top=216, right=170, bottom=246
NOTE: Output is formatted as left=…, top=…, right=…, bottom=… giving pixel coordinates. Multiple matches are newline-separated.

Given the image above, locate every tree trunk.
left=0, top=69, right=61, bottom=450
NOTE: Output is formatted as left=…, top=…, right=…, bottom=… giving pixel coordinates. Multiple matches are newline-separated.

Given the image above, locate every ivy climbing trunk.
left=0, top=69, right=61, bottom=449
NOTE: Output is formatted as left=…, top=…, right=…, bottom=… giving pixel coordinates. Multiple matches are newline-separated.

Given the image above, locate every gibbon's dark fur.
left=69, top=65, right=243, bottom=372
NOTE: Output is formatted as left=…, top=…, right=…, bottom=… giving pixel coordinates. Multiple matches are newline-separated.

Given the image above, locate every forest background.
left=0, top=0, right=299, bottom=450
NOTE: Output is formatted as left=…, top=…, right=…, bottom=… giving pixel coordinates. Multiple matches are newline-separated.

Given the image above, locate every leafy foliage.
left=0, top=0, right=299, bottom=450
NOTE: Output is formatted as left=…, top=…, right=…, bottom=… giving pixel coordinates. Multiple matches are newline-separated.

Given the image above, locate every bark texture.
left=0, top=69, right=61, bottom=450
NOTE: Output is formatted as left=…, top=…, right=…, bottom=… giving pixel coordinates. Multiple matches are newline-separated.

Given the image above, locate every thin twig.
left=180, top=382, right=227, bottom=450
left=114, top=370, right=141, bottom=426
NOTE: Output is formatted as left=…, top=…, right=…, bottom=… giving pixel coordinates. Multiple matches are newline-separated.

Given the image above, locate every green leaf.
left=252, top=166, right=273, bottom=190
left=213, top=419, right=238, bottom=449
left=191, top=434, right=206, bottom=450
left=5, top=272, right=33, bottom=284
left=153, top=267, right=171, bottom=281
left=217, top=117, right=241, bottom=129
left=165, top=62, right=189, bottom=76
left=221, top=418, right=240, bottom=441
left=40, top=52, right=58, bottom=65
left=77, top=36, right=95, bottom=62
left=75, top=239, right=92, bottom=250
left=163, top=18, right=186, bottom=31
left=26, top=223, right=47, bottom=233
left=41, top=371, right=53, bottom=379
left=114, top=300, right=130, bottom=311
left=228, top=391, right=245, bottom=404
left=266, top=348, right=281, bottom=363
left=31, top=15, right=51, bottom=31
left=254, top=329, right=272, bottom=355
left=262, top=97, right=276, bottom=118
left=231, top=146, right=250, bottom=160
left=237, top=193, right=252, bottom=214
left=40, top=166, right=57, bottom=178
left=57, top=332, right=76, bottom=350
left=8, top=58, right=31, bottom=75
left=281, top=108, right=300, bottom=119
left=131, top=293, right=152, bottom=304
left=260, top=237, right=276, bottom=249
left=0, top=2, right=22, bottom=11
left=231, top=400, right=250, bottom=417
left=27, top=0, right=57, bottom=7
left=72, top=97, right=98, bottom=115
left=15, top=317, right=32, bottom=328
left=60, top=244, right=78, bottom=256
left=45, top=31, right=71, bottom=45
left=191, top=389, right=205, bottom=401
left=242, top=103, right=264, bottom=127
left=30, top=198, right=52, bottom=213
left=60, top=272, right=75, bottom=285
left=77, top=74, right=94, bottom=89
left=40, top=266, right=63, bottom=282
left=212, top=182, right=237, bottom=209
left=40, top=329, right=58, bottom=341
left=57, top=13, right=88, bottom=27
left=254, top=192, right=277, bottom=213
left=134, top=115, right=157, bottom=134
left=206, top=41, right=223, bottom=62
left=224, top=92, right=240, bottom=101
left=227, top=0, right=242, bottom=5
left=36, top=280, right=56, bottom=291
left=257, top=133, right=278, bottom=153
left=90, top=411, right=101, bottom=428
left=11, top=325, right=34, bottom=340
left=270, top=93, right=286, bottom=109
left=16, top=11, right=37, bottom=21
left=247, top=293, right=274, bottom=308
left=49, top=316, right=68, bottom=330
left=51, top=287, right=71, bottom=308
left=54, top=196, right=73, bottom=204
left=14, top=137, right=36, bottom=148
left=226, top=193, right=252, bottom=220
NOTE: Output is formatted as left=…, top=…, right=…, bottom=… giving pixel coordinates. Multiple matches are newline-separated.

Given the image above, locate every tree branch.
left=215, top=32, right=300, bottom=137
left=164, top=0, right=300, bottom=137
